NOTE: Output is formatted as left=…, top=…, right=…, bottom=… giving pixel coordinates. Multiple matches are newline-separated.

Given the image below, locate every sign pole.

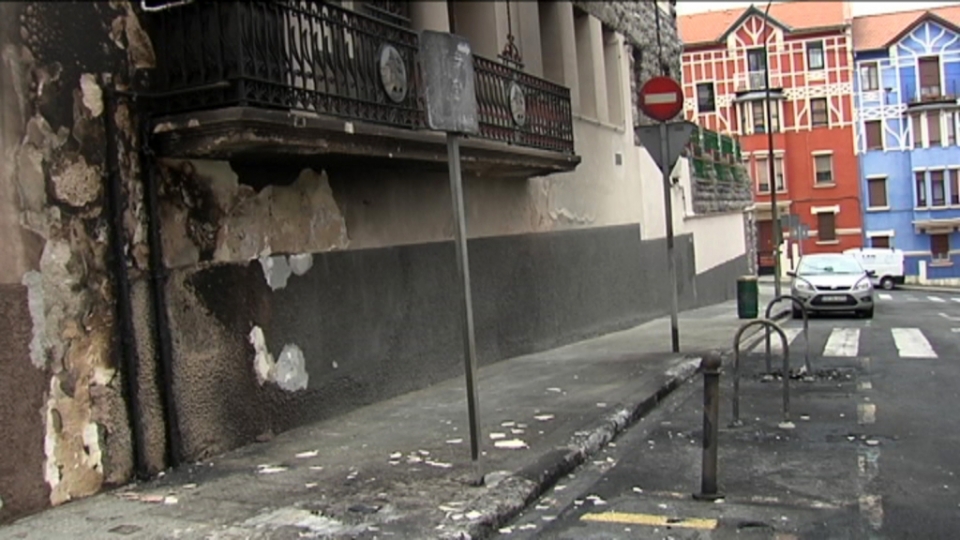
left=659, top=121, right=680, bottom=353
left=446, top=133, right=481, bottom=462
left=420, top=30, right=483, bottom=464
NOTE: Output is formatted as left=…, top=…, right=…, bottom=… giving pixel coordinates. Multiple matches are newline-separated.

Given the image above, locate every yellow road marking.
left=580, top=512, right=718, bottom=529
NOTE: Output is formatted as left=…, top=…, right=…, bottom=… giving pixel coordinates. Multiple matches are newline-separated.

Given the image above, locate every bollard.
left=693, top=351, right=724, bottom=501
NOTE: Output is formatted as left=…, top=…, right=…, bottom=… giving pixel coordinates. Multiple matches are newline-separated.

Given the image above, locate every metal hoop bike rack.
left=764, top=295, right=811, bottom=375
left=732, top=319, right=791, bottom=427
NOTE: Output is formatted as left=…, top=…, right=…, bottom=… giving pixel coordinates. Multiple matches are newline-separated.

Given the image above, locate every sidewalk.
left=0, top=287, right=776, bottom=540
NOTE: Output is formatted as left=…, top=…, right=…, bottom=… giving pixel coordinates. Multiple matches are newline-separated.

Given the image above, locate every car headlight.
left=855, top=279, right=872, bottom=291
left=794, top=280, right=814, bottom=292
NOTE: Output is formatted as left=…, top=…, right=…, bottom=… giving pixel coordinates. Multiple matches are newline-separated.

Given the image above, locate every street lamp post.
left=762, top=1, right=782, bottom=297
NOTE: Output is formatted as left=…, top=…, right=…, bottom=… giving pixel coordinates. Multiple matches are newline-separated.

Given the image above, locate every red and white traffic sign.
left=638, top=76, right=683, bottom=122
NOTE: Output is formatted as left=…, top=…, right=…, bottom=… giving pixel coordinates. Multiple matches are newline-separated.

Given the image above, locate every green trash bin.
left=737, top=275, right=759, bottom=319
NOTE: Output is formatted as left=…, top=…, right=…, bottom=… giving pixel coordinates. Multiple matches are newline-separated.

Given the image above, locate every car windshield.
left=797, top=255, right=863, bottom=276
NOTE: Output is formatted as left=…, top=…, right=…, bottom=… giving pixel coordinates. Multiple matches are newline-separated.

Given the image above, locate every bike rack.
left=732, top=319, right=791, bottom=427
left=764, top=295, right=811, bottom=375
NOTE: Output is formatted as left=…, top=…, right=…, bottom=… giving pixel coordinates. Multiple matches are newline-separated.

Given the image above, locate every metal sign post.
left=637, top=76, right=693, bottom=354
left=420, top=31, right=482, bottom=461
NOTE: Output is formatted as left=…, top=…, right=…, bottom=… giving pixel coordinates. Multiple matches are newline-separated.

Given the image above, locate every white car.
left=788, top=253, right=876, bottom=319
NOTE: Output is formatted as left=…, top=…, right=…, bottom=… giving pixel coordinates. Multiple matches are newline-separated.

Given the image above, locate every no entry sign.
left=639, top=76, right=683, bottom=122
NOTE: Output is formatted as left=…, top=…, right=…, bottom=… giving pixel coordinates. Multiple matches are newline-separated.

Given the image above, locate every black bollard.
left=694, top=351, right=724, bottom=501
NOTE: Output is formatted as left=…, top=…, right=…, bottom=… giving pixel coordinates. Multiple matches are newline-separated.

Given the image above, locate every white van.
left=843, top=247, right=905, bottom=290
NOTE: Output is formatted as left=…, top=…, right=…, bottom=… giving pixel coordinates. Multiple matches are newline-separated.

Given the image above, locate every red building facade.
left=679, top=2, right=863, bottom=272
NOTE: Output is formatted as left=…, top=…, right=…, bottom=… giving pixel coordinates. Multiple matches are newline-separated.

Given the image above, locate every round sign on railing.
left=378, top=44, right=408, bottom=104
left=509, top=81, right=526, bottom=126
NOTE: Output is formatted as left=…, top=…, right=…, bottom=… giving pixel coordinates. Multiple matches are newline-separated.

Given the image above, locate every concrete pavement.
left=0, top=286, right=777, bottom=540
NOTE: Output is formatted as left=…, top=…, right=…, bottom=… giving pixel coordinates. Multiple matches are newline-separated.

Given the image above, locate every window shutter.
left=817, top=212, right=836, bottom=241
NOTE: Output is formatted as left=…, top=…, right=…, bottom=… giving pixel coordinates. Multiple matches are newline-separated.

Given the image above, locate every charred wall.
left=0, top=1, right=163, bottom=523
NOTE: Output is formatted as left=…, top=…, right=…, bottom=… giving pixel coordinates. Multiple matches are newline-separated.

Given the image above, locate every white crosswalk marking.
left=891, top=328, right=937, bottom=358
left=878, top=293, right=893, bottom=301
left=952, top=298, right=960, bottom=303
left=928, top=296, right=946, bottom=303
left=823, top=328, right=860, bottom=357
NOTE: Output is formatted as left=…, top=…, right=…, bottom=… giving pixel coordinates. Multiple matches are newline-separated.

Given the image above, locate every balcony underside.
left=151, top=107, right=581, bottom=179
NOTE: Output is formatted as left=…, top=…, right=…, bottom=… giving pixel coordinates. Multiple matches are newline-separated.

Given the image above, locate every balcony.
left=735, top=70, right=783, bottom=93
left=904, top=80, right=960, bottom=111
left=685, top=127, right=753, bottom=215
left=142, top=0, right=579, bottom=178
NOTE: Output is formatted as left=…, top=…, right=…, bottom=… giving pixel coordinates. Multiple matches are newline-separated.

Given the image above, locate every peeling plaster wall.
left=143, top=0, right=747, bottom=463
left=0, top=1, right=164, bottom=524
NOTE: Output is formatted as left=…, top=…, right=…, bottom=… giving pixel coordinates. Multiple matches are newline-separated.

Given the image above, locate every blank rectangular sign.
left=420, top=30, right=479, bottom=135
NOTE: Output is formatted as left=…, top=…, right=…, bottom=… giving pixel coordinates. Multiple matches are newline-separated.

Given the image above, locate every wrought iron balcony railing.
left=144, top=0, right=576, bottom=156
left=146, top=1, right=424, bottom=128
left=473, top=56, right=575, bottom=155
left=903, top=80, right=959, bottom=106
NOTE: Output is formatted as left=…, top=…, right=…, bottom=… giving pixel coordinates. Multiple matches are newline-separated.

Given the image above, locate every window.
left=806, top=41, right=824, bottom=70
left=928, top=113, right=942, bottom=146
left=871, top=235, right=890, bottom=248
left=865, top=120, right=883, bottom=150
left=932, top=170, right=946, bottom=206
left=817, top=212, right=837, bottom=242
left=951, top=169, right=960, bottom=205
left=867, top=177, right=887, bottom=208
left=912, top=113, right=923, bottom=147
left=747, top=47, right=766, bottom=72
left=774, top=155, right=785, bottom=191
left=756, top=157, right=770, bottom=192
left=860, top=62, right=879, bottom=91
left=752, top=101, right=766, bottom=133
left=931, top=234, right=950, bottom=260
left=697, top=83, right=715, bottom=113
left=948, top=112, right=957, bottom=145
left=919, top=56, right=941, bottom=98
left=814, top=154, right=833, bottom=184
left=749, top=101, right=778, bottom=133
left=811, top=98, right=828, bottom=127
left=916, top=171, right=927, bottom=207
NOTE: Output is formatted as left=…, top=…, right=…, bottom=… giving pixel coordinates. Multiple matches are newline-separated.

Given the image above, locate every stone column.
left=449, top=0, right=506, bottom=60
left=516, top=1, right=543, bottom=77
left=409, top=0, right=449, bottom=33
left=574, top=10, right=607, bottom=121
left=539, top=1, right=579, bottom=113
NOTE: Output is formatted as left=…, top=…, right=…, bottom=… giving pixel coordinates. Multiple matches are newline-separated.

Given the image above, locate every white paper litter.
left=489, top=432, right=507, bottom=440
left=494, top=439, right=529, bottom=449
left=534, top=414, right=555, bottom=421
left=295, top=450, right=319, bottom=459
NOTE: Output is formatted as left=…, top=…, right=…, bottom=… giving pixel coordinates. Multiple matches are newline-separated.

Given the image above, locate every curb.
left=441, top=355, right=704, bottom=539
left=441, top=309, right=793, bottom=539
left=898, top=284, right=960, bottom=294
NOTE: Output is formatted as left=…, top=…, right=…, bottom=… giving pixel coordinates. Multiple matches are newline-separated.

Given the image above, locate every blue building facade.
left=854, top=12, right=960, bottom=284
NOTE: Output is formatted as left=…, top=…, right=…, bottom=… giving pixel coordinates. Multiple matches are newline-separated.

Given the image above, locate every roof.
left=678, top=2, right=851, bottom=46
left=852, top=5, right=960, bottom=52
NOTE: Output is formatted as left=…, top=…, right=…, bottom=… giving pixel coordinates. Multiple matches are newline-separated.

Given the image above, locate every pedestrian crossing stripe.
left=928, top=296, right=946, bottom=303
left=890, top=328, right=937, bottom=358
left=748, top=327, right=939, bottom=359
left=879, top=293, right=893, bottom=300
left=823, top=328, right=860, bottom=357
left=580, top=512, right=718, bottom=530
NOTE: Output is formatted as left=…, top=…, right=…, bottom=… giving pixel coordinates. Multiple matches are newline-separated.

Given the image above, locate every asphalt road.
left=495, top=288, right=960, bottom=539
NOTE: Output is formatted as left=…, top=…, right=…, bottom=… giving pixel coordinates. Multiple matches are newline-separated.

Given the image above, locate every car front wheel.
left=880, top=276, right=895, bottom=290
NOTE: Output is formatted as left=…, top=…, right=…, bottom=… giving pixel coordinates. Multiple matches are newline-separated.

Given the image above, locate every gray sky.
left=675, top=1, right=960, bottom=17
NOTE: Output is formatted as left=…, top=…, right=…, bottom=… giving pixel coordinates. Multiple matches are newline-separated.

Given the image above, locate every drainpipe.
left=102, top=85, right=149, bottom=479
left=139, top=117, right=183, bottom=468
left=104, top=85, right=183, bottom=472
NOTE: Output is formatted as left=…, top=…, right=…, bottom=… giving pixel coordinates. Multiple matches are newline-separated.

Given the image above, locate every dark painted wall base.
left=164, top=224, right=747, bottom=460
